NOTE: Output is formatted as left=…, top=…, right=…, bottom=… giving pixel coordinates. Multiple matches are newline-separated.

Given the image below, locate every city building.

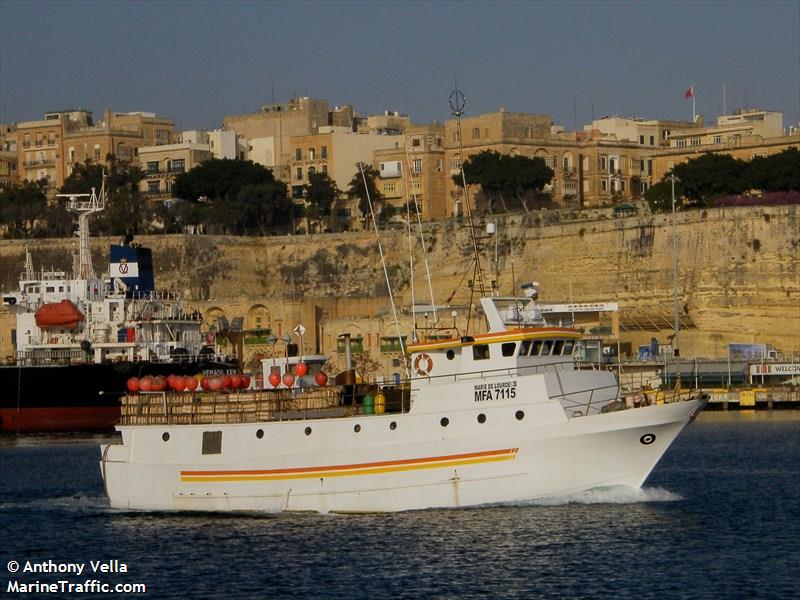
left=13, top=109, right=175, bottom=193
left=224, top=97, right=354, bottom=181
left=373, top=123, right=447, bottom=219
left=650, top=109, right=800, bottom=182
left=138, top=129, right=238, bottom=200
left=288, top=126, right=404, bottom=228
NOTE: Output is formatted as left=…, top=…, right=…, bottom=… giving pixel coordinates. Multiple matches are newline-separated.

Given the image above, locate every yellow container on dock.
left=739, top=390, right=756, bottom=407
left=375, top=392, right=386, bottom=414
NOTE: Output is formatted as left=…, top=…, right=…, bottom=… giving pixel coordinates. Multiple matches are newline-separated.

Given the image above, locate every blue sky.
left=1, top=0, right=798, bottom=131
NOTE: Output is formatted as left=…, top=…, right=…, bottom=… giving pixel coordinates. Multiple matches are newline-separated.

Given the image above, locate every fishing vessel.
left=101, top=285, right=705, bottom=512
left=0, top=182, right=234, bottom=433
left=100, top=91, right=704, bottom=512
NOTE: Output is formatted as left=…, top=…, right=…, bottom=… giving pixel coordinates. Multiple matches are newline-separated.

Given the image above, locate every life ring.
left=414, top=353, right=433, bottom=376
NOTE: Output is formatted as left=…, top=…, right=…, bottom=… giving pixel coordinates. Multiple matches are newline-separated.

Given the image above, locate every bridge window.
left=554, top=340, right=565, bottom=355
left=473, top=344, right=490, bottom=360
left=520, top=340, right=532, bottom=355
left=531, top=340, right=543, bottom=355
left=541, top=340, right=554, bottom=356
left=563, top=340, right=575, bottom=355
left=501, top=342, right=516, bottom=357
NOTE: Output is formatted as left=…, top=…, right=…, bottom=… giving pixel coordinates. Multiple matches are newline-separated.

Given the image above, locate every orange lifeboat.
left=35, top=299, right=85, bottom=329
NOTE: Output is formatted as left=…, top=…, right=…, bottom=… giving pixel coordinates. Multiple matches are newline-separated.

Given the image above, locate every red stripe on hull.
left=0, top=406, right=120, bottom=433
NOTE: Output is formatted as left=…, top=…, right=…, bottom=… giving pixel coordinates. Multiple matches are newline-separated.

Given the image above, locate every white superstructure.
left=101, top=290, right=705, bottom=513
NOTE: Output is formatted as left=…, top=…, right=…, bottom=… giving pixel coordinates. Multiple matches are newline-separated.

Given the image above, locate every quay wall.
left=1, top=204, right=798, bottom=363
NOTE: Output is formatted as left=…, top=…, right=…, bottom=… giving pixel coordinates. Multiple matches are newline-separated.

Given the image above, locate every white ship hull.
left=101, top=395, right=703, bottom=513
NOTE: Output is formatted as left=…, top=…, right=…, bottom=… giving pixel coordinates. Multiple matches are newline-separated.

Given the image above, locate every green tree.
left=172, top=158, right=275, bottom=203
left=644, top=179, right=684, bottom=213
left=671, top=153, right=748, bottom=206
left=0, top=180, right=49, bottom=238
left=748, top=147, right=800, bottom=192
left=347, top=164, right=383, bottom=222
left=455, top=150, right=554, bottom=212
left=304, top=172, right=340, bottom=231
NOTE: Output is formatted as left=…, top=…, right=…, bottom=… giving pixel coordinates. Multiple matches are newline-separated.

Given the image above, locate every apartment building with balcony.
left=13, top=109, right=175, bottom=193
left=373, top=123, right=447, bottom=220
left=0, top=124, right=18, bottom=186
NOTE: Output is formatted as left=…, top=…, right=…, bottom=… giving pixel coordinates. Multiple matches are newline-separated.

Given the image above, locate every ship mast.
left=58, top=174, right=106, bottom=280
left=450, top=89, right=487, bottom=335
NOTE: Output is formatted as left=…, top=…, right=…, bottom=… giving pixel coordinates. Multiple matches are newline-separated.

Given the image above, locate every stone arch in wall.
left=247, top=304, right=271, bottom=331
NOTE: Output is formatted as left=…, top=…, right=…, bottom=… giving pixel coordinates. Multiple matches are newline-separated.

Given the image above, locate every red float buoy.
left=200, top=376, right=210, bottom=390
left=242, top=374, right=251, bottom=389
left=230, top=374, right=242, bottom=390
left=183, top=375, right=197, bottom=392
left=154, top=375, right=168, bottom=391
left=295, top=362, right=308, bottom=377
left=222, top=375, right=232, bottom=389
left=282, top=373, right=295, bottom=388
left=315, top=371, right=328, bottom=386
left=126, top=377, right=140, bottom=393
left=139, top=376, right=154, bottom=392
left=208, top=376, right=224, bottom=391
left=268, top=372, right=281, bottom=388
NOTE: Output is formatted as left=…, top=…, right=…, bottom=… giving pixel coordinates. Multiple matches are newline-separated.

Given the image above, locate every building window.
left=295, top=148, right=302, bottom=161
left=413, top=158, right=422, bottom=173
left=436, top=159, right=443, bottom=172
left=601, top=179, right=607, bottom=192
left=676, top=139, right=687, bottom=148
left=296, top=167, right=302, bottom=180
left=94, top=145, right=101, bottom=161
left=450, top=158, right=461, bottom=170
left=639, top=135, right=645, bottom=144
left=321, top=146, right=327, bottom=159
left=472, top=127, right=480, bottom=140
left=147, top=161, right=159, bottom=173
left=383, top=182, right=396, bottom=194
left=412, top=138, right=421, bottom=147
left=713, top=135, right=722, bottom=144
left=68, top=147, right=75, bottom=162
left=649, top=135, right=655, bottom=145
left=600, top=156, right=607, bottom=171
left=148, top=181, right=160, bottom=193
left=48, top=132, right=55, bottom=145
left=690, top=137, right=701, bottom=147
left=171, top=159, right=185, bottom=173
left=308, top=166, right=316, bottom=177
left=308, top=148, right=315, bottom=160
left=321, top=164, right=327, bottom=174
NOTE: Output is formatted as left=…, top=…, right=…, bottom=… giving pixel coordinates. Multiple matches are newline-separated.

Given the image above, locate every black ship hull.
left=0, top=360, right=236, bottom=433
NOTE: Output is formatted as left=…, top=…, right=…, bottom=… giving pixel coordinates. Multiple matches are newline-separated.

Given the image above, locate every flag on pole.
left=684, top=86, right=694, bottom=99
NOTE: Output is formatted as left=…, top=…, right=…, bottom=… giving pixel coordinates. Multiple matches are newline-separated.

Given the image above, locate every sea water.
left=1, top=411, right=798, bottom=599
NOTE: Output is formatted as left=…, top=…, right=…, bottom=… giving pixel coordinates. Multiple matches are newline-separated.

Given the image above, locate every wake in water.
left=0, top=495, right=108, bottom=513
left=497, top=486, right=683, bottom=508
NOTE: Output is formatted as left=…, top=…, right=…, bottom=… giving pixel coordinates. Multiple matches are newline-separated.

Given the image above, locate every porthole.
left=515, top=410, right=525, bottom=421
left=256, top=429, right=264, bottom=439
left=446, top=349, right=455, bottom=360
left=389, top=421, right=397, bottom=430
left=354, top=424, right=361, bottom=433
left=640, top=433, right=656, bottom=445
left=477, top=413, right=486, bottom=424
left=440, top=417, right=449, bottom=427
left=162, top=432, right=170, bottom=442
left=304, top=426, right=312, bottom=436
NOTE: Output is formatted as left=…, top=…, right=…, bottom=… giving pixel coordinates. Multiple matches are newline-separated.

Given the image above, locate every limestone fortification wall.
left=1, top=204, right=798, bottom=359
